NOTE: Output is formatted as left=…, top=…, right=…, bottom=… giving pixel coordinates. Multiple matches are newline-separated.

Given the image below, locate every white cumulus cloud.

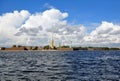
left=1, top=8, right=120, bottom=47
left=0, top=8, right=86, bottom=47
left=0, top=10, right=30, bottom=46
left=83, top=21, right=120, bottom=47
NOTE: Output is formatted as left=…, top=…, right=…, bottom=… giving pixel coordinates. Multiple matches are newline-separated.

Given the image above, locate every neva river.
left=0, top=51, right=120, bottom=81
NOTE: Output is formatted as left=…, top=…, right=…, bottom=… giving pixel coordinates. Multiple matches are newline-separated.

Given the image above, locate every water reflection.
left=0, top=51, right=120, bottom=81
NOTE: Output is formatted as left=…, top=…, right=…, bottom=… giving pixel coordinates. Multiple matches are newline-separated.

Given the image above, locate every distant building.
left=23, top=46, right=43, bottom=50
left=57, top=48, right=73, bottom=51
left=37, top=46, right=43, bottom=50
left=5, top=46, right=27, bottom=50
left=87, top=48, right=94, bottom=50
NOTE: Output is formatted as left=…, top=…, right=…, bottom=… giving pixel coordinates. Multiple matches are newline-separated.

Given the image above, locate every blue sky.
left=1, top=0, right=120, bottom=25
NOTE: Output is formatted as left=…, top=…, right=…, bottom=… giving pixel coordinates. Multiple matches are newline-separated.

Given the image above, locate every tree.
left=33, top=46, right=38, bottom=50
left=1, top=47, right=6, bottom=50
left=12, top=45, right=16, bottom=47
left=43, top=45, right=50, bottom=50
left=18, top=45, right=22, bottom=48
left=61, top=46, right=70, bottom=48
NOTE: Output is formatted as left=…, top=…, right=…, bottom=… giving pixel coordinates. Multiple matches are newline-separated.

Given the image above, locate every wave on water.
left=0, top=51, right=120, bottom=81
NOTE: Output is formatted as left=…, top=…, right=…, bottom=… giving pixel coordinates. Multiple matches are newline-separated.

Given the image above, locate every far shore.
left=1, top=45, right=120, bottom=51
left=1, top=49, right=120, bottom=51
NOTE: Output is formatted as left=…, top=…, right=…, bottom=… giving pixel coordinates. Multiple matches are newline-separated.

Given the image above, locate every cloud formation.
left=0, top=8, right=120, bottom=47
left=0, top=10, right=30, bottom=46
left=83, top=21, right=120, bottom=47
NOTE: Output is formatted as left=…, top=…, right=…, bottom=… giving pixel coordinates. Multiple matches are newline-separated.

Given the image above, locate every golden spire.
left=50, top=33, right=54, bottom=49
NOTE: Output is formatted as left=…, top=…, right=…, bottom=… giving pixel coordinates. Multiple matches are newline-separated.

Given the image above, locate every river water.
left=0, top=51, right=120, bottom=81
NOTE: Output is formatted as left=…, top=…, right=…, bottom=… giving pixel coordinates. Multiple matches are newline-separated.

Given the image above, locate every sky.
left=0, top=0, right=120, bottom=47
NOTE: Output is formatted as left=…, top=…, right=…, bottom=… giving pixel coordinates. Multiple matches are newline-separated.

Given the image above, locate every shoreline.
left=0, top=50, right=120, bottom=52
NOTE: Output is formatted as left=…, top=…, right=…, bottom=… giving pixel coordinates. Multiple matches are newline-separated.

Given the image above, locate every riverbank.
left=1, top=45, right=120, bottom=51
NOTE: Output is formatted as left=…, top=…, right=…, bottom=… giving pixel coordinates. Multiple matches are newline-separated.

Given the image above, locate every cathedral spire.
left=50, top=32, right=54, bottom=49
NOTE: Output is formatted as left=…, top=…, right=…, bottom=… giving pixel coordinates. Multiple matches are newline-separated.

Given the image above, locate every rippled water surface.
left=0, top=51, right=120, bottom=81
